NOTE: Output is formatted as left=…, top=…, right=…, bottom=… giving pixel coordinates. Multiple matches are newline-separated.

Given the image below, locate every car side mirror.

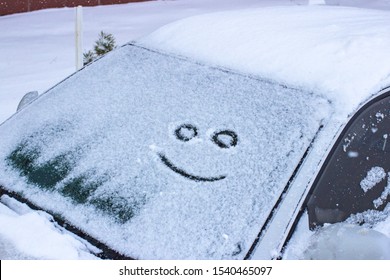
left=17, top=91, right=39, bottom=112
left=303, top=223, right=390, bottom=259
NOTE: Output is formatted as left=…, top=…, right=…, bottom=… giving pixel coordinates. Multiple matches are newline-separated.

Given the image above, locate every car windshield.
left=0, top=44, right=331, bottom=259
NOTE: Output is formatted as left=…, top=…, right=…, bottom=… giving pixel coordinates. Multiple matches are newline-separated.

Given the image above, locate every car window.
left=307, top=91, right=390, bottom=229
left=0, top=44, right=330, bottom=259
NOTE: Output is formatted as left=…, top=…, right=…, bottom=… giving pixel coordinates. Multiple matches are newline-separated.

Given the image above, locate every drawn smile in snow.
left=159, top=124, right=238, bottom=182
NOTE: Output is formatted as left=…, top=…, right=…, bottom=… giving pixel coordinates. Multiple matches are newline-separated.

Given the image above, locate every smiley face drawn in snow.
left=158, top=123, right=238, bottom=182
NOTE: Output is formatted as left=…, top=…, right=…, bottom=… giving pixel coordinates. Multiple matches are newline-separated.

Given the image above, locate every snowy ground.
left=1, top=0, right=390, bottom=260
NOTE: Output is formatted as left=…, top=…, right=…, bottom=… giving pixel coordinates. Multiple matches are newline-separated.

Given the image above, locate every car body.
left=1, top=5, right=390, bottom=259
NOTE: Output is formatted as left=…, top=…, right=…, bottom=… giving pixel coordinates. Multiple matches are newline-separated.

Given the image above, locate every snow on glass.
left=0, top=45, right=329, bottom=259
left=360, top=167, right=390, bottom=208
left=360, top=166, right=386, bottom=193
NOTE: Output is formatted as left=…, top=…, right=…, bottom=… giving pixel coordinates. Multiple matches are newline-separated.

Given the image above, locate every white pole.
left=309, top=0, right=326, bottom=5
left=75, top=5, right=83, bottom=71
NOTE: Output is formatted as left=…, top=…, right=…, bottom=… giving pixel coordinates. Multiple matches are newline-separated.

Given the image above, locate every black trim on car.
left=244, top=124, right=325, bottom=260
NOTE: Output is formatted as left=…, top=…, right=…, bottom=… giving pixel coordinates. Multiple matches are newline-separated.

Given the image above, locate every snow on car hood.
left=0, top=44, right=331, bottom=259
left=139, top=5, right=390, bottom=115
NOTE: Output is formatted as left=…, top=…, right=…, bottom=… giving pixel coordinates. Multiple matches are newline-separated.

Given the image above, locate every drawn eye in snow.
left=174, top=124, right=198, bottom=142
left=212, top=130, right=238, bottom=149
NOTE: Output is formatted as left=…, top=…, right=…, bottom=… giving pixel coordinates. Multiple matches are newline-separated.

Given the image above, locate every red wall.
left=0, top=0, right=149, bottom=16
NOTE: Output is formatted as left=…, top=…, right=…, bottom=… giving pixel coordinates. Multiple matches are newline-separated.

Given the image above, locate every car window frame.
left=279, top=87, right=390, bottom=258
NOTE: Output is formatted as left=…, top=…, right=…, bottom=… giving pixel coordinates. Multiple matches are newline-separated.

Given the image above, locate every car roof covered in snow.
left=139, top=5, right=390, bottom=116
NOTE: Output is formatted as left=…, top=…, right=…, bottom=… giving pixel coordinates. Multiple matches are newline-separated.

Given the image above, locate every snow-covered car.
left=1, top=5, right=390, bottom=260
